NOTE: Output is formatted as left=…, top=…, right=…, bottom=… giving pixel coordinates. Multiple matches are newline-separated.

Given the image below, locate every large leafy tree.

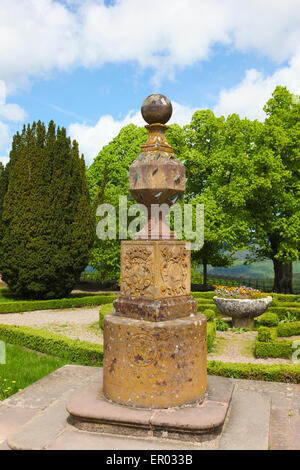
left=184, top=90, right=299, bottom=293
left=181, top=110, right=246, bottom=285
left=245, top=86, right=300, bottom=292
left=0, top=121, right=94, bottom=299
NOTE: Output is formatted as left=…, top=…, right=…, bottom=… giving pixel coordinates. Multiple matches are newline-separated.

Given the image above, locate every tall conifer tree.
left=0, top=121, right=94, bottom=299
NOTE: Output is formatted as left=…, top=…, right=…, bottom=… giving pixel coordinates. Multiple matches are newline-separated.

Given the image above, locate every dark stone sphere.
left=141, top=94, right=173, bottom=125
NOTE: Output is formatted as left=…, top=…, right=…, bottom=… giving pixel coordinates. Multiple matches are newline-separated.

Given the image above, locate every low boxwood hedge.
left=255, top=338, right=293, bottom=358
left=0, top=294, right=117, bottom=314
left=0, top=324, right=103, bottom=365
left=192, top=292, right=215, bottom=299
left=207, top=321, right=216, bottom=352
left=99, top=303, right=114, bottom=330
left=257, top=326, right=272, bottom=342
left=277, top=321, right=300, bottom=337
left=207, top=360, right=300, bottom=383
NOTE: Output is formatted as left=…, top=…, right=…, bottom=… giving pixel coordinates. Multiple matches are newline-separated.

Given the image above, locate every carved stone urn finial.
left=129, top=94, right=185, bottom=239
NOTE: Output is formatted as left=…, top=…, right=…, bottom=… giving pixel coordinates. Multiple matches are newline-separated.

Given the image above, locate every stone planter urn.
left=213, top=296, right=273, bottom=328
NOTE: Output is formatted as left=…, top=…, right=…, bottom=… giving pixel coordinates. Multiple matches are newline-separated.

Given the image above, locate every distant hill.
left=205, top=250, right=300, bottom=280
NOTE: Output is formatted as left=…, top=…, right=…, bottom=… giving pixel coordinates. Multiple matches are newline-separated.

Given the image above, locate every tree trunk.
left=203, top=259, right=207, bottom=287
left=272, top=259, right=293, bottom=294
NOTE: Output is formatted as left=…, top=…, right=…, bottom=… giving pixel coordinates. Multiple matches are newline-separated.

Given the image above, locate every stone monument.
left=67, top=95, right=233, bottom=442
left=104, top=94, right=207, bottom=408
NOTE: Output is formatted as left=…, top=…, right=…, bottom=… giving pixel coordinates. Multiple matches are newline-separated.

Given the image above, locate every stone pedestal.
left=103, top=239, right=207, bottom=409
left=232, top=317, right=255, bottom=329
left=103, top=314, right=207, bottom=409
left=101, top=93, right=208, bottom=410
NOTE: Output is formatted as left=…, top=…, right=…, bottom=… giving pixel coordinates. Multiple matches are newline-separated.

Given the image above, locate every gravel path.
left=0, top=307, right=103, bottom=344
left=208, top=330, right=292, bottom=365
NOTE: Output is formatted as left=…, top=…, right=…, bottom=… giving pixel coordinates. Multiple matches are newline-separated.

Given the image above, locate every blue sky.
left=0, top=0, right=300, bottom=166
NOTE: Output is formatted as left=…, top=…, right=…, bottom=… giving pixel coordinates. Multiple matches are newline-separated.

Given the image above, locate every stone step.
left=219, top=385, right=271, bottom=450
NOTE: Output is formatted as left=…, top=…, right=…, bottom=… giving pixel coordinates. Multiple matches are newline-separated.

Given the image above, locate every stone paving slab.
left=0, top=406, right=38, bottom=441
left=219, top=386, right=271, bottom=450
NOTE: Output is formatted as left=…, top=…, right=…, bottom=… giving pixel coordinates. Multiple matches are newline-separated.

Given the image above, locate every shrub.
left=257, top=326, right=272, bottom=342
left=0, top=324, right=103, bottom=365
left=99, top=303, right=114, bottom=330
left=203, top=309, right=215, bottom=321
left=207, top=361, right=300, bottom=384
left=277, top=321, right=300, bottom=337
left=0, top=294, right=117, bottom=314
left=259, top=312, right=279, bottom=327
left=255, top=339, right=293, bottom=358
left=215, top=317, right=229, bottom=331
left=0, top=122, right=94, bottom=299
left=207, top=321, right=216, bottom=353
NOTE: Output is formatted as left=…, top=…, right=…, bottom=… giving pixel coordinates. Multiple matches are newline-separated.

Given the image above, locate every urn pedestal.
left=103, top=240, right=207, bottom=408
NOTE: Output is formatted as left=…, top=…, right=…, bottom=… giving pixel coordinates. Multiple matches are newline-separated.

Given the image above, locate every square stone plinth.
left=120, top=240, right=191, bottom=300
left=66, top=374, right=234, bottom=443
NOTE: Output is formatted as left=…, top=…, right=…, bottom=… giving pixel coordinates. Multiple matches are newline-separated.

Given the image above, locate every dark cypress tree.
left=0, top=121, right=94, bottom=299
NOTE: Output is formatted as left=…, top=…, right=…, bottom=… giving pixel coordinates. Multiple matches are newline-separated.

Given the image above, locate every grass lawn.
left=0, top=343, right=69, bottom=400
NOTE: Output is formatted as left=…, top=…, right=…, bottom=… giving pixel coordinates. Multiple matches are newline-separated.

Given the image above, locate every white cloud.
left=0, top=156, right=9, bottom=167
left=0, top=80, right=27, bottom=122
left=0, top=122, right=9, bottom=149
left=69, top=101, right=197, bottom=166
left=1, top=0, right=300, bottom=92
left=214, top=49, right=300, bottom=120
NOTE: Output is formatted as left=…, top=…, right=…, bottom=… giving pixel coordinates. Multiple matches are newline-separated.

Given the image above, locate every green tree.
left=0, top=121, right=94, bottom=299
left=190, top=193, right=234, bottom=286
left=182, top=110, right=246, bottom=285
left=245, top=86, right=300, bottom=293
left=87, top=124, right=147, bottom=280
left=185, top=90, right=299, bottom=294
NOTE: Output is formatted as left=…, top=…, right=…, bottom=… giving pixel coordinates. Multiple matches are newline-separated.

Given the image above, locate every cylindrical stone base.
left=103, top=313, right=207, bottom=409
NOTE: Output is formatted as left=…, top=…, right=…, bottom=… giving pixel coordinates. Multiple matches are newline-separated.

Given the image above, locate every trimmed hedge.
left=0, top=294, right=117, bottom=314
left=99, top=303, right=114, bottom=330
left=192, top=292, right=215, bottom=299
left=0, top=325, right=103, bottom=366
left=207, top=360, right=300, bottom=384
left=255, top=338, right=293, bottom=358
left=257, top=326, right=272, bottom=342
left=207, top=321, right=216, bottom=352
left=258, top=312, right=279, bottom=327
left=277, top=321, right=300, bottom=337
left=203, top=309, right=215, bottom=321
left=0, top=324, right=103, bottom=366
